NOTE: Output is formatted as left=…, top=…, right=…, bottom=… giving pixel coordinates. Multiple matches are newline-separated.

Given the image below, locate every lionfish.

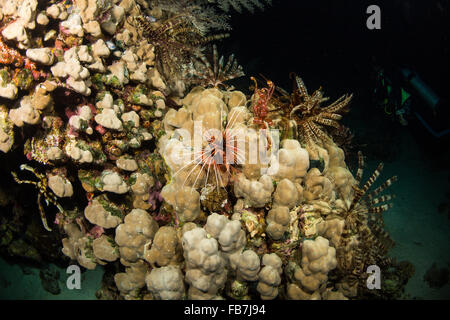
left=169, top=107, right=247, bottom=192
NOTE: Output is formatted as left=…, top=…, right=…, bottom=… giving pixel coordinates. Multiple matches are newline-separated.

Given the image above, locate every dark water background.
left=223, top=0, right=450, bottom=165
left=227, top=0, right=449, bottom=101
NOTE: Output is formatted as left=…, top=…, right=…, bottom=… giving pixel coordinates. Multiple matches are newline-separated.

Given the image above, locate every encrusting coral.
left=0, top=0, right=410, bottom=301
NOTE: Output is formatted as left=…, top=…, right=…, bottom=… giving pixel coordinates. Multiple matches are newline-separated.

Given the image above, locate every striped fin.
left=127, top=16, right=142, bottom=28
left=219, top=52, right=239, bottom=81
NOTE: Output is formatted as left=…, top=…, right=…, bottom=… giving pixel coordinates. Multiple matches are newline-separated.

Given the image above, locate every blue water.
left=0, top=259, right=103, bottom=300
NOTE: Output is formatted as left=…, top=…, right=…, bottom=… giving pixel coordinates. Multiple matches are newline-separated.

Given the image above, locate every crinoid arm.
left=132, top=8, right=230, bottom=78
left=322, top=93, right=353, bottom=114
left=283, top=73, right=353, bottom=147
left=335, top=151, right=398, bottom=292
left=36, top=192, right=52, bottom=232
left=354, top=151, right=365, bottom=184
left=188, top=44, right=244, bottom=88
left=11, top=165, right=64, bottom=232
left=349, top=157, right=398, bottom=214
left=211, top=0, right=273, bottom=14
left=349, top=162, right=384, bottom=211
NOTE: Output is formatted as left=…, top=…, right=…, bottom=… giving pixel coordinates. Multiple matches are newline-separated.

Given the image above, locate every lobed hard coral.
left=257, top=253, right=283, bottom=300
left=115, top=208, right=159, bottom=263
left=0, top=0, right=408, bottom=301
left=144, top=226, right=182, bottom=267
left=182, top=227, right=227, bottom=299
left=290, top=236, right=337, bottom=295
left=146, top=265, right=186, bottom=299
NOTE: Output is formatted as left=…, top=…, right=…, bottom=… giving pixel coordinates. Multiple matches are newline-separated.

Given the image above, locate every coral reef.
left=39, top=265, right=61, bottom=295
left=424, top=262, right=449, bottom=289
left=0, top=0, right=410, bottom=301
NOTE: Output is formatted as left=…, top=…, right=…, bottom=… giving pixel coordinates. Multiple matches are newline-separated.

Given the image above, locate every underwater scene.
left=0, top=0, right=449, bottom=302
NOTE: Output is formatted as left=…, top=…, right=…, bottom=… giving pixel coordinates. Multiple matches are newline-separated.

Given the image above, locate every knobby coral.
left=0, top=0, right=409, bottom=301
